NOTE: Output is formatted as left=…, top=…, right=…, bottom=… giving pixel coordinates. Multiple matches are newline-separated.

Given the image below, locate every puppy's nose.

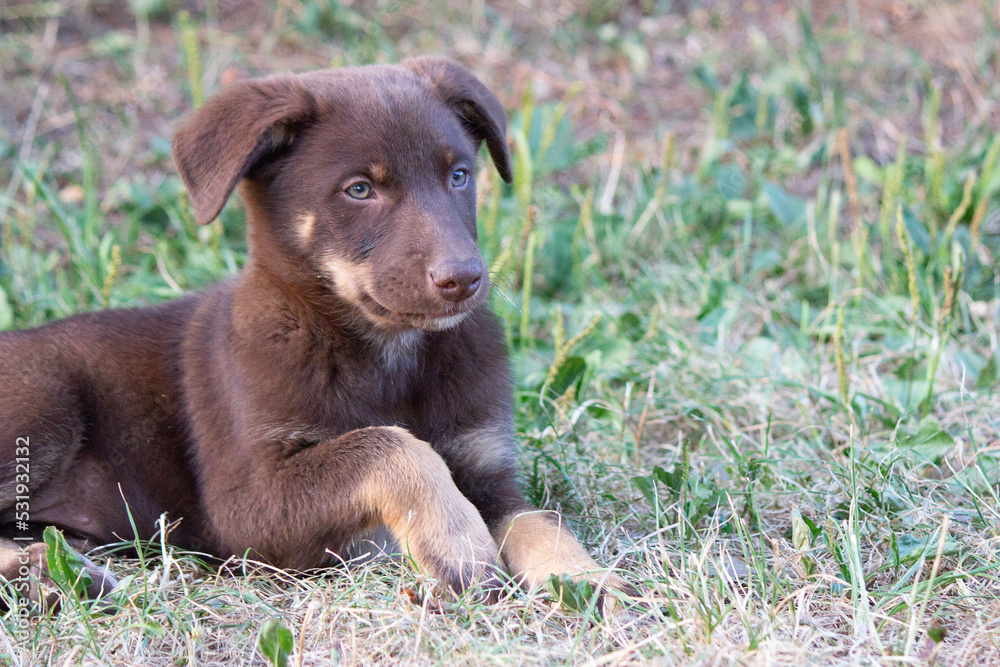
left=429, top=258, right=483, bottom=302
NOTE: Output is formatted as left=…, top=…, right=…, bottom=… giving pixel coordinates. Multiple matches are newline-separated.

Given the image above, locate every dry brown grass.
left=3, top=1, right=1000, bottom=665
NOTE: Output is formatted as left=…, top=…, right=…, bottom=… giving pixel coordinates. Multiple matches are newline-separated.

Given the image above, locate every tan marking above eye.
left=370, top=163, right=389, bottom=182
left=297, top=212, right=316, bottom=243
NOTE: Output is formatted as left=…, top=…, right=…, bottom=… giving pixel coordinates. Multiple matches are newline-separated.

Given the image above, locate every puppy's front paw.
left=596, top=574, right=644, bottom=621
left=494, top=510, right=643, bottom=618
left=395, top=491, right=503, bottom=600
left=422, top=533, right=503, bottom=600
left=546, top=571, right=641, bottom=620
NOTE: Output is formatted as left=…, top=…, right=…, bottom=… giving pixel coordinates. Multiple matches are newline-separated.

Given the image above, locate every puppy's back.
left=0, top=290, right=211, bottom=547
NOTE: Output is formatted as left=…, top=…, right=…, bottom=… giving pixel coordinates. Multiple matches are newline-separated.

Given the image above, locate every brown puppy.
left=0, top=57, right=627, bottom=607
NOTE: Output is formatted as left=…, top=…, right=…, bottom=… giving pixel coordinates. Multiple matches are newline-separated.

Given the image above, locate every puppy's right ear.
left=172, top=75, right=315, bottom=225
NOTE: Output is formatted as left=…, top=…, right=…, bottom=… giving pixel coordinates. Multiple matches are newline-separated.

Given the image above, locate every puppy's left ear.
left=403, top=56, right=512, bottom=184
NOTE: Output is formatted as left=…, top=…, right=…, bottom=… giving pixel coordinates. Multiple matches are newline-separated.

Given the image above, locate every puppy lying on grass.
left=0, top=57, right=633, bottom=614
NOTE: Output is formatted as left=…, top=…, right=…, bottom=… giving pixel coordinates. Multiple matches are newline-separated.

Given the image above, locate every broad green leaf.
left=902, top=207, right=931, bottom=255
left=545, top=574, right=595, bottom=615
left=800, top=513, right=822, bottom=538
left=128, top=0, right=170, bottom=19
left=632, top=475, right=656, bottom=506
left=697, top=278, right=727, bottom=320
left=899, top=416, right=954, bottom=460
left=258, top=619, right=294, bottom=667
left=894, top=533, right=959, bottom=564
left=43, top=525, right=93, bottom=598
left=715, top=164, right=746, bottom=200
left=652, top=464, right=680, bottom=493
left=763, top=182, right=805, bottom=226
left=617, top=311, right=643, bottom=342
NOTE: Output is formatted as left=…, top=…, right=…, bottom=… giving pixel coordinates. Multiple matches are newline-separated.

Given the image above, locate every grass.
left=2, top=1, right=1000, bottom=664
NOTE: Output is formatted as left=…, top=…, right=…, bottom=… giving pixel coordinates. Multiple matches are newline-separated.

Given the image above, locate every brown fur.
left=0, top=57, right=627, bottom=605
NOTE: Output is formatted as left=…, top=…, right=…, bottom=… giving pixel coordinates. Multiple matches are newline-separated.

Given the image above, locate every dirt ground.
left=2, top=1, right=998, bottom=202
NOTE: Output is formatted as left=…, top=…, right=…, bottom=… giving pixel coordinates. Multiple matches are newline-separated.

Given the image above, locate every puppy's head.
left=172, top=57, right=511, bottom=332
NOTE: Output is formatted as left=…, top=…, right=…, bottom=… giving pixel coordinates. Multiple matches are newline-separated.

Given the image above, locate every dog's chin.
left=408, top=312, right=472, bottom=331
left=370, top=310, right=473, bottom=332
left=357, top=294, right=478, bottom=333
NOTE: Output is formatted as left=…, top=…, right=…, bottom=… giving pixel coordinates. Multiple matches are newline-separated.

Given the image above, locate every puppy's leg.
left=495, top=511, right=637, bottom=617
left=207, top=426, right=500, bottom=595
left=492, top=511, right=624, bottom=589
left=442, top=424, right=633, bottom=607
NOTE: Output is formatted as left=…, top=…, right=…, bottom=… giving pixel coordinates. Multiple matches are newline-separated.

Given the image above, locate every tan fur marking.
left=357, top=427, right=499, bottom=589
left=323, top=256, right=368, bottom=303
left=370, top=163, right=388, bottom=182
left=297, top=212, right=316, bottom=244
left=494, top=510, right=604, bottom=590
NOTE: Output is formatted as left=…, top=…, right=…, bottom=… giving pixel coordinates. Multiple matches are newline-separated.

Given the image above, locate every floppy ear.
left=172, top=75, right=316, bottom=225
left=403, top=56, right=512, bottom=184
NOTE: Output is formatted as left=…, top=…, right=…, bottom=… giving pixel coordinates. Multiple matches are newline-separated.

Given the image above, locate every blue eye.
left=346, top=182, right=374, bottom=199
left=451, top=169, right=469, bottom=188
